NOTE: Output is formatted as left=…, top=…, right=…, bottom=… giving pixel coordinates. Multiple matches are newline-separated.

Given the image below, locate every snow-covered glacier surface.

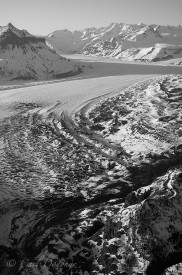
left=0, top=73, right=182, bottom=274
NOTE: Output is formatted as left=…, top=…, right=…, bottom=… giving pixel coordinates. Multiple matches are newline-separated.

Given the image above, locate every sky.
left=0, top=0, right=182, bottom=35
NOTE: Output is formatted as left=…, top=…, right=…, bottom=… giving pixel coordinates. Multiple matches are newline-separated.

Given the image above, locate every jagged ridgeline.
left=0, top=23, right=81, bottom=80
left=46, top=22, right=182, bottom=63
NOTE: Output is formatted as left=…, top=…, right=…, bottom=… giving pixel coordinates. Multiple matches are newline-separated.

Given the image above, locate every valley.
left=0, top=20, right=182, bottom=275
left=0, top=57, right=182, bottom=274
left=47, top=22, right=182, bottom=64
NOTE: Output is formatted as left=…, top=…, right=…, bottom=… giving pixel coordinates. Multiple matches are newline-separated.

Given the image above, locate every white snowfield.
left=47, top=22, right=182, bottom=63
left=0, top=75, right=154, bottom=118
left=0, top=57, right=182, bottom=119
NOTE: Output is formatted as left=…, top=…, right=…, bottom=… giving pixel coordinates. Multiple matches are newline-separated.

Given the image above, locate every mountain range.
left=0, top=23, right=81, bottom=81
left=47, top=22, right=182, bottom=63
left=1, top=22, right=182, bottom=82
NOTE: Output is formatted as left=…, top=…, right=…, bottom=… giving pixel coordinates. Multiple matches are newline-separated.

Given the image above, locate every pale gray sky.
left=1, top=0, right=182, bottom=35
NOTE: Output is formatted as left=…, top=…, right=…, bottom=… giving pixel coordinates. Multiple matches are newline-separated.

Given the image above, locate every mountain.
left=46, top=22, right=182, bottom=63
left=0, top=23, right=81, bottom=81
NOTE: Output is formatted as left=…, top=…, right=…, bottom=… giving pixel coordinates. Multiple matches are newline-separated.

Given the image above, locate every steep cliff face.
left=47, top=22, right=182, bottom=63
left=0, top=23, right=81, bottom=81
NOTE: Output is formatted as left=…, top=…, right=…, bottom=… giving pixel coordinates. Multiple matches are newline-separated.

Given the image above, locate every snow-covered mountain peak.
left=129, top=24, right=162, bottom=42
left=0, top=23, right=81, bottom=81
left=0, top=23, right=33, bottom=38
left=7, top=22, right=17, bottom=30
left=46, top=21, right=182, bottom=63
left=137, top=23, right=145, bottom=27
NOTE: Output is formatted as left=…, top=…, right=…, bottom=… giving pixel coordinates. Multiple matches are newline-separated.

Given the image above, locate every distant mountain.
left=0, top=23, right=81, bottom=81
left=46, top=22, right=182, bottom=63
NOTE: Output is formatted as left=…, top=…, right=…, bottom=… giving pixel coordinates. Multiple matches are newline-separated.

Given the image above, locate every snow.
left=87, top=74, right=182, bottom=162
left=46, top=22, right=182, bottom=63
left=0, top=23, right=80, bottom=81
left=47, top=29, right=84, bottom=54
left=0, top=57, right=182, bottom=116
left=1, top=22, right=182, bottom=274
left=0, top=23, right=33, bottom=38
